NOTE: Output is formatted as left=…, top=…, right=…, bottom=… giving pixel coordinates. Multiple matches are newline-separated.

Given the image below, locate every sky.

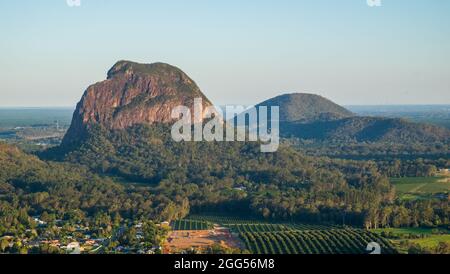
left=0, top=0, right=449, bottom=107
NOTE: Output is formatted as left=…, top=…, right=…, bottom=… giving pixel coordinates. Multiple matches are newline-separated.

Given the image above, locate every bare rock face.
left=62, top=61, right=213, bottom=146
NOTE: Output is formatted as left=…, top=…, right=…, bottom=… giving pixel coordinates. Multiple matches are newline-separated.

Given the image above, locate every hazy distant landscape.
left=0, top=108, right=72, bottom=149
left=2, top=105, right=448, bottom=130
left=1, top=105, right=449, bottom=150
left=0, top=108, right=73, bottom=129
left=348, top=105, right=450, bottom=129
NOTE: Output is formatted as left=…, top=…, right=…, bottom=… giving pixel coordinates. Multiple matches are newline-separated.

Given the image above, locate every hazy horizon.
left=1, top=0, right=450, bottom=107
left=1, top=103, right=450, bottom=109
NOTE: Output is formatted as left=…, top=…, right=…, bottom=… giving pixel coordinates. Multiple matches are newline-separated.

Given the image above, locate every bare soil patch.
left=163, top=226, right=243, bottom=253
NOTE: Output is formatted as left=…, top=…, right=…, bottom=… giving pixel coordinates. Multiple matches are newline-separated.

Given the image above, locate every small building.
left=233, top=186, right=247, bottom=191
left=66, top=242, right=81, bottom=254
left=32, top=217, right=47, bottom=226
left=84, top=240, right=96, bottom=246
left=161, top=221, right=170, bottom=227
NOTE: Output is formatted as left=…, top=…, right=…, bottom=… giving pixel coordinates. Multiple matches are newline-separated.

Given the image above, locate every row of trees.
left=362, top=200, right=449, bottom=229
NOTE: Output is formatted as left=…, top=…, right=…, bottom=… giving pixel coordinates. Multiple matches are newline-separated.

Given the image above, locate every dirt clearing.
left=163, top=226, right=243, bottom=253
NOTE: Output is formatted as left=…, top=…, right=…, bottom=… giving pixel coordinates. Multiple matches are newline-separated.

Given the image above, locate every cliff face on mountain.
left=62, top=61, right=213, bottom=146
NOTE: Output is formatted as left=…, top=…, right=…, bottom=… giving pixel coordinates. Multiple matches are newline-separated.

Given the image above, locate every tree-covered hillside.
left=281, top=116, right=450, bottom=143
left=42, top=124, right=448, bottom=228
left=256, top=93, right=354, bottom=122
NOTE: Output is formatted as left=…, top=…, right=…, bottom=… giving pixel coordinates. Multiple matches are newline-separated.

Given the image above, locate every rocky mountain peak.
left=62, top=61, right=213, bottom=146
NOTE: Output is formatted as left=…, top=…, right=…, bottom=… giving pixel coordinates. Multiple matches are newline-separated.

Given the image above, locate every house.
left=27, top=240, right=40, bottom=248
left=66, top=242, right=81, bottom=254
left=233, top=186, right=247, bottom=191
left=84, top=240, right=96, bottom=246
left=116, top=246, right=125, bottom=252
left=41, top=239, right=60, bottom=247
left=32, top=217, right=47, bottom=226
left=161, top=221, right=170, bottom=227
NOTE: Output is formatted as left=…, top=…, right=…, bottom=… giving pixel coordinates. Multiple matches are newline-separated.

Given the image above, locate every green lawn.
left=390, top=177, right=449, bottom=200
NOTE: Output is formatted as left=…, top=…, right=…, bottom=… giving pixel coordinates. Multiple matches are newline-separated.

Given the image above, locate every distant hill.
left=256, top=93, right=354, bottom=123
left=281, top=116, right=450, bottom=143
left=347, top=105, right=450, bottom=130
left=252, top=93, right=450, bottom=144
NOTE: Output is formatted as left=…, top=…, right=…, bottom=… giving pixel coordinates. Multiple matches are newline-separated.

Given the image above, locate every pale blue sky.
left=0, top=0, right=449, bottom=107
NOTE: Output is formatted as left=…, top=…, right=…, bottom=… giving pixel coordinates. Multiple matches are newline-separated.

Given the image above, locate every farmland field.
left=183, top=215, right=397, bottom=254
left=373, top=227, right=437, bottom=236
left=170, top=219, right=213, bottom=231
left=373, top=227, right=450, bottom=253
left=390, top=176, right=449, bottom=200
left=408, top=235, right=450, bottom=249
left=237, top=227, right=396, bottom=254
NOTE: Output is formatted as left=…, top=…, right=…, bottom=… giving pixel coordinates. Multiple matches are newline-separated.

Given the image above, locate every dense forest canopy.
left=37, top=124, right=448, bottom=228
left=0, top=124, right=448, bottom=254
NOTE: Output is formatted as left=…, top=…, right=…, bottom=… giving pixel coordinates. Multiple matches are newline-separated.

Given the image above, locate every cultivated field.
left=177, top=215, right=398, bottom=254
left=373, top=227, right=450, bottom=253
left=390, top=176, right=449, bottom=200
left=171, top=219, right=213, bottom=231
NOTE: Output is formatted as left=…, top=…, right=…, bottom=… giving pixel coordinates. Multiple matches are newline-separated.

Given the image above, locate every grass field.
left=373, top=227, right=436, bottom=236
left=408, top=235, right=450, bottom=249
left=390, top=176, right=449, bottom=200
left=373, top=227, right=450, bottom=253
